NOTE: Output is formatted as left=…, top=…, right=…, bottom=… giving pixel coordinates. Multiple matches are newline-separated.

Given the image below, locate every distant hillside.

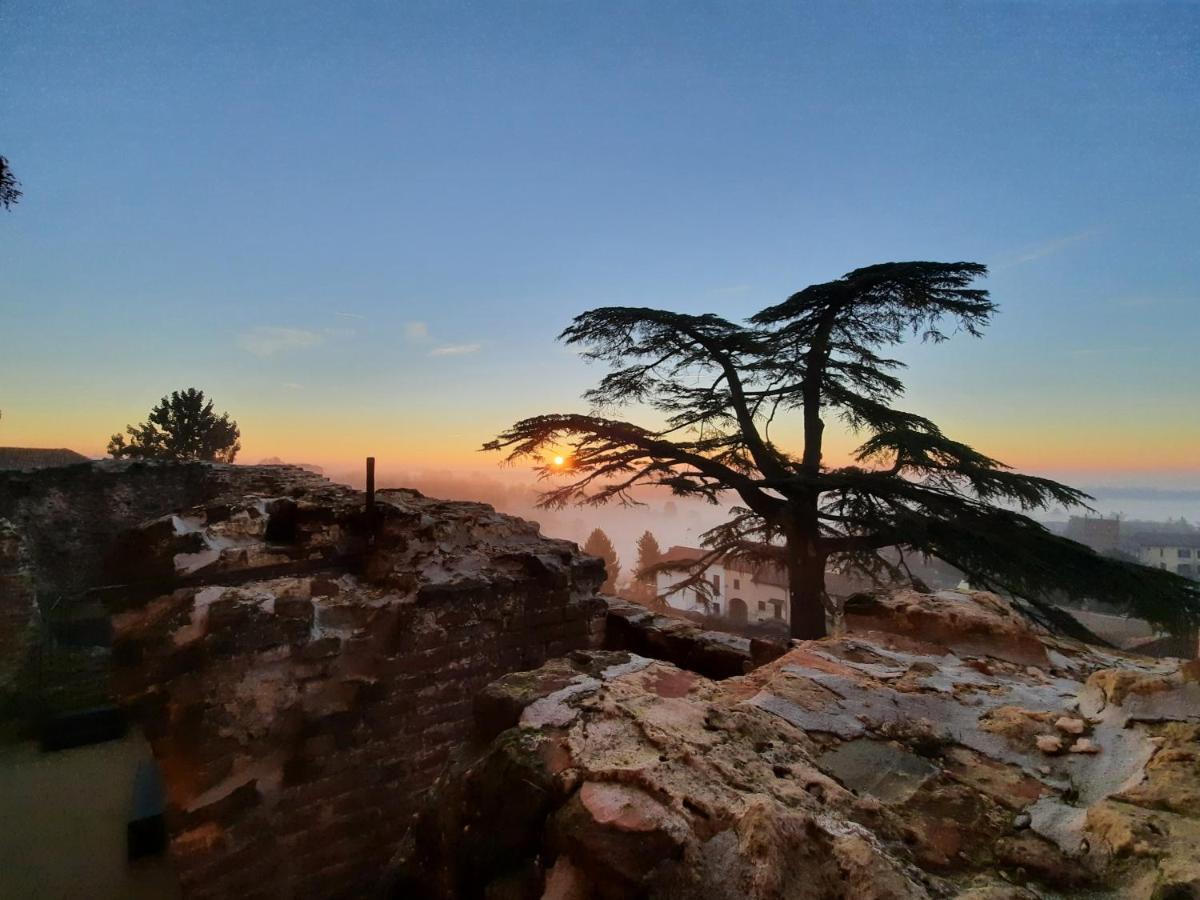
left=0, top=447, right=89, bottom=471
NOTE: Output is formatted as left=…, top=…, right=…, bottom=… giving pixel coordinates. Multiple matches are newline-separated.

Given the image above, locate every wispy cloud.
left=429, top=343, right=482, bottom=357
left=281, top=382, right=304, bottom=390
left=404, top=321, right=430, bottom=342
left=237, top=327, right=323, bottom=357
left=333, top=312, right=365, bottom=320
left=998, top=228, right=1100, bottom=268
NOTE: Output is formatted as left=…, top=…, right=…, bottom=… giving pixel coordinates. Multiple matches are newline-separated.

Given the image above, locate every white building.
left=654, top=546, right=790, bottom=626
left=1136, top=535, right=1200, bottom=580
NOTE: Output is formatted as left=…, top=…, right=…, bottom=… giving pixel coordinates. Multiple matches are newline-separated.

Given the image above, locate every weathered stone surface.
left=11, top=461, right=1200, bottom=899
left=395, top=591, right=1200, bottom=899
left=0, top=519, right=39, bottom=701
left=603, top=596, right=786, bottom=679
left=14, top=462, right=610, bottom=900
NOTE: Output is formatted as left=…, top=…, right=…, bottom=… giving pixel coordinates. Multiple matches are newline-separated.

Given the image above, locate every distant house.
left=1132, top=532, right=1200, bottom=580
left=653, top=544, right=970, bottom=627
left=0, top=447, right=89, bottom=471
left=654, top=546, right=791, bottom=627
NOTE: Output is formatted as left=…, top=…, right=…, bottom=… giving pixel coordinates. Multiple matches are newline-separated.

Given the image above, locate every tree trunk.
left=787, top=540, right=828, bottom=640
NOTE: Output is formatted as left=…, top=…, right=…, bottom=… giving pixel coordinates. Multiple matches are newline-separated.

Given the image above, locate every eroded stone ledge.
left=73, top=464, right=608, bottom=900
left=392, top=591, right=1200, bottom=900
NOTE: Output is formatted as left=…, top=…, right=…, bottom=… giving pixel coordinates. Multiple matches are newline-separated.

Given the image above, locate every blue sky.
left=1, top=1, right=1197, bottom=482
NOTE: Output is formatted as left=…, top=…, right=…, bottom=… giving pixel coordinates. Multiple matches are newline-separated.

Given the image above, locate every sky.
left=2, top=2, right=1198, bottom=498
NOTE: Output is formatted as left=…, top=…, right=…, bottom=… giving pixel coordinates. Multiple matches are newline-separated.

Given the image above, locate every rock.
left=10, top=461, right=608, bottom=900
left=8, top=463, right=1198, bottom=900
left=1036, top=734, right=1064, bottom=754
left=1069, top=738, right=1101, bottom=754
left=1055, top=716, right=1086, bottom=735
left=993, top=832, right=1092, bottom=889
left=0, top=519, right=39, bottom=700
left=399, top=589, right=1200, bottom=900
left=603, top=597, right=772, bottom=679
left=841, top=588, right=1051, bottom=667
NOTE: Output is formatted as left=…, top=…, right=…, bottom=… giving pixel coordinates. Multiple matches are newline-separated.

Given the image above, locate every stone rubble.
left=393, top=589, right=1200, bottom=899
left=81, top=464, right=607, bottom=900
left=6, top=462, right=1199, bottom=900
left=0, top=519, right=38, bottom=702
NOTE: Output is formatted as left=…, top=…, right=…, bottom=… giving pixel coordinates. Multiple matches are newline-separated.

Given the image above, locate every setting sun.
left=553, top=455, right=565, bottom=466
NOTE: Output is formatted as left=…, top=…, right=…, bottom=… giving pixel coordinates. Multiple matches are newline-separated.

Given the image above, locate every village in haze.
left=4, top=439, right=1198, bottom=657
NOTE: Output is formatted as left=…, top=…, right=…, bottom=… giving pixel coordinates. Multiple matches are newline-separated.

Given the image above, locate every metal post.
left=366, top=456, right=376, bottom=516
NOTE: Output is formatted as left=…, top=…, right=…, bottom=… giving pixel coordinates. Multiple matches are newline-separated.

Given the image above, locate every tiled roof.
left=658, top=544, right=791, bottom=588
left=658, top=545, right=709, bottom=567
left=0, top=447, right=90, bottom=471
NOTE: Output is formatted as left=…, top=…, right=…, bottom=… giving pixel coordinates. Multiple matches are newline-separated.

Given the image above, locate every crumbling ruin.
left=2, top=462, right=606, bottom=897
left=3, top=462, right=1198, bottom=899
left=394, top=591, right=1200, bottom=900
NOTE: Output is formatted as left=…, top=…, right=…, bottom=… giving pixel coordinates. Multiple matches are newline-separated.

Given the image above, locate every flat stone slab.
left=816, top=738, right=937, bottom=803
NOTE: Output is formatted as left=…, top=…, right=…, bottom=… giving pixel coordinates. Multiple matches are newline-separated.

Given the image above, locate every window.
left=1179, top=564, right=1195, bottom=578
left=712, top=574, right=721, bottom=594
left=757, top=601, right=766, bottom=611
left=733, top=578, right=740, bottom=589
left=1179, top=548, right=1193, bottom=558
left=771, top=600, right=783, bottom=619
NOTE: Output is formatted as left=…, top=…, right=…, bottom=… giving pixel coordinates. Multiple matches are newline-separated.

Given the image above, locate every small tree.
left=583, top=528, right=620, bottom=593
left=486, top=261, right=1200, bottom=640
left=0, top=156, right=22, bottom=210
left=108, top=388, right=241, bottom=463
left=635, top=530, right=663, bottom=586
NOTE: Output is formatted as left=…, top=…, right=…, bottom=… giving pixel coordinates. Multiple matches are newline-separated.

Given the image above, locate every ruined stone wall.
left=98, top=466, right=606, bottom=899
left=0, top=519, right=38, bottom=701
left=0, top=461, right=298, bottom=600
left=395, top=589, right=1200, bottom=900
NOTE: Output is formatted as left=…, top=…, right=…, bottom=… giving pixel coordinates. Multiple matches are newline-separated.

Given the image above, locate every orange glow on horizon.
left=3, top=405, right=1197, bottom=483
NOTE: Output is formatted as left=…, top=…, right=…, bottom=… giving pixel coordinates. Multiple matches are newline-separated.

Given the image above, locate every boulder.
left=395, top=590, right=1200, bottom=899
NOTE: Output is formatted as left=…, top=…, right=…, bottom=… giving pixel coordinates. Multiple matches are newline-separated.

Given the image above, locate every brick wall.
left=104, top=472, right=606, bottom=899
left=0, top=519, right=38, bottom=700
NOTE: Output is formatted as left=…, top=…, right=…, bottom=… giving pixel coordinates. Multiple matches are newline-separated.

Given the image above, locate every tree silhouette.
left=582, top=528, right=620, bottom=594
left=0, top=156, right=22, bottom=210
left=635, top=530, right=663, bottom=586
left=108, top=388, right=241, bottom=463
left=486, top=261, right=1200, bottom=640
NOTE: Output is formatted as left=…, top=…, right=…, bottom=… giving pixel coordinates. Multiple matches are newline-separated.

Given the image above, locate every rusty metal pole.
left=365, top=456, right=376, bottom=516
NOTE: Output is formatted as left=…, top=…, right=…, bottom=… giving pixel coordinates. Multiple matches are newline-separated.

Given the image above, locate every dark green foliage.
left=108, top=388, right=241, bottom=463
left=582, top=528, right=620, bottom=593
left=485, top=262, right=1200, bottom=639
left=0, top=156, right=22, bottom=210
left=635, top=530, right=663, bottom=584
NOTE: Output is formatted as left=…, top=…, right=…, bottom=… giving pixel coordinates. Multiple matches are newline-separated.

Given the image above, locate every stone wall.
left=394, top=590, right=1200, bottom=900
left=98, top=466, right=606, bottom=899
left=0, top=519, right=38, bottom=702
left=603, top=597, right=787, bottom=678
left=0, top=460, right=300, bottom=600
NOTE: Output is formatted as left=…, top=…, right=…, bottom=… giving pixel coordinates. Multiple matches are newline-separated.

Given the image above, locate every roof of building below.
left=0, top=447, right=91, bottom=471
left=658, top=545, right=709, bottom=566
left=1129, top=531, right=1200, bottom=550
left=659, top=545, right=791, bottom=589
